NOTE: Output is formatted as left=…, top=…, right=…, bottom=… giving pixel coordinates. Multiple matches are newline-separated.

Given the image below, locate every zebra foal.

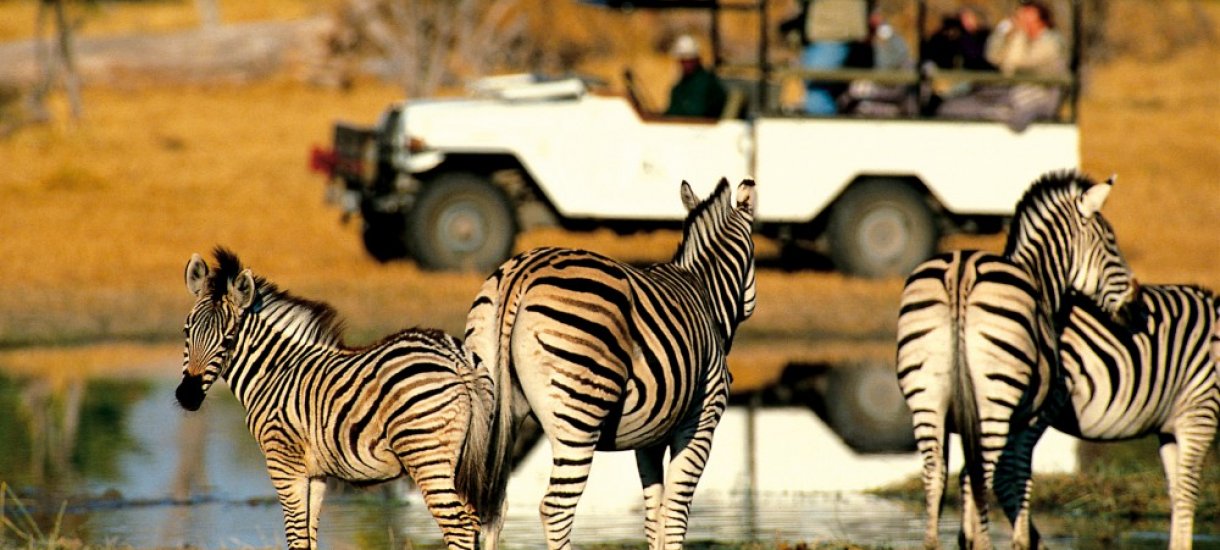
left=465, top=179, right=757, bottom=550
left=176, top=249, right=496, bottom=550
left=896, top=172, right=1141, bottom=549
left=1056, top=284, right=1220, bottom=550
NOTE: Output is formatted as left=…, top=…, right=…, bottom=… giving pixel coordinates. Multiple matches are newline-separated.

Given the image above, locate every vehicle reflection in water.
left=0, top=360, right=1202, bottom=549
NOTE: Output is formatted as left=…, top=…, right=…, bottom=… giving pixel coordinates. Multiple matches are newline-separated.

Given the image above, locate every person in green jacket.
left=664, top=34, right=728, bottom=119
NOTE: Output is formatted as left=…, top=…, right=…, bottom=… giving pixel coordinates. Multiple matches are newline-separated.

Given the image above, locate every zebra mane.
left=673, top=178, right=734, bottom=263
left=208, top=248, right=348, bottom=348
left=1003, top=169, right=1099, bottom=256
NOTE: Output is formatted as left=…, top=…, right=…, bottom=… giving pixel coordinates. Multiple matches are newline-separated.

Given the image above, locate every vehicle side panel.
left=753, top=118, right=1079, bottom=222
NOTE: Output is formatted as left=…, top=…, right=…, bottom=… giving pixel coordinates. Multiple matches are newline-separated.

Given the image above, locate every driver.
left=664, top=34, right=728, bottom=119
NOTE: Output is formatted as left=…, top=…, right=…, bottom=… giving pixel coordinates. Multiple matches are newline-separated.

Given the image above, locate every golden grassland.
left=0, top=0, right=325, bottom=42
left=0, top=13, right=1218, bottom=373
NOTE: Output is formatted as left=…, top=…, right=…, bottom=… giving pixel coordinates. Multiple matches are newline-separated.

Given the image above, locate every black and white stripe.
left=465, top=179, right=757, bottom=550
left=1055, top=284, right=1219, bottom=550
left=177, top=249, right=494, bottom=550
left=896, top=172, right=1140, bottom=549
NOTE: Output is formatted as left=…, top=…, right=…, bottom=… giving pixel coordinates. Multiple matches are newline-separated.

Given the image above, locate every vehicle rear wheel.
left=406, top=172, right=517, bottom=272
left=828, top=179, right=938, bottom=278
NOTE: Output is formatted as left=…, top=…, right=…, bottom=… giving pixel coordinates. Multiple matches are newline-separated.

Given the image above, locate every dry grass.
left=0, top=6, right=1217, bottom=366
left=0, top=0, right=325, bottom=42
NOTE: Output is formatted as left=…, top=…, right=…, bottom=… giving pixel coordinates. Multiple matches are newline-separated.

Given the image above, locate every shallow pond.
left=0, top=361, right=1214, bottom=549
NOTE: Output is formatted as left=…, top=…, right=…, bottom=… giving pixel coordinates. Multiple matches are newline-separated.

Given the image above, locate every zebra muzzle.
left=176, top=374, right=207, bottom=411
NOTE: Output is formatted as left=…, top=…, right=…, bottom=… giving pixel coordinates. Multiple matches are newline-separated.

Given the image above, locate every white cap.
left=670, top=34, right=700, bottom=59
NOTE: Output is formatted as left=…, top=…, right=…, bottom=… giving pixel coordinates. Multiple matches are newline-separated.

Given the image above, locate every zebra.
left=895, top=171, right=1141, bottom=549
left=464, top=178, right=757, bottom=550
left=176, top=249, right=496, bottom=550
left=1055, top=284, right=1220, bottom=550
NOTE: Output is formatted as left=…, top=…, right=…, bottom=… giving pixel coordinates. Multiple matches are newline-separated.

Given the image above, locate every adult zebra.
left=176, top=249, right=495, bottom=550
left=465, top=178, right=757, bottom=550
left=896, top=171, right=1141, bottom=549
left=1056, top=284, right=1220, bottom=550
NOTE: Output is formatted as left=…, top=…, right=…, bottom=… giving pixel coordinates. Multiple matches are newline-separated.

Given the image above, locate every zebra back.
left=1057, top=284, right=1219, bottom=439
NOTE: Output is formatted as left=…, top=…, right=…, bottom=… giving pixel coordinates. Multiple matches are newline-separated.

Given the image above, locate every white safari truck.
left=310, top=0, right=1083, bottom=450
left=310, top=0, right=1081, bottom=280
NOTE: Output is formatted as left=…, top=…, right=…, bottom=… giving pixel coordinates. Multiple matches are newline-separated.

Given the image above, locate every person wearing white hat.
left=664, top=34, right=727, bottom=118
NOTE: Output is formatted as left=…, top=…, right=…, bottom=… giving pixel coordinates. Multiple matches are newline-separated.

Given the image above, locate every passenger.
left=937, top=0, right=1068, bottom=130
left=923, top=7, right=995, bottom=115
left=924, top=7, right=995, bottom=71
left=870, top=12, right=911, bottom=71
left=843, top=11, right=915, bottom=116
left=798, top=0, right=869, bottom=114
left=663, top=34, right=728, bottom=119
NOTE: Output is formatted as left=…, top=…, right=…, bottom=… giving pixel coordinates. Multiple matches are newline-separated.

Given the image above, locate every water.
left=0, top=366, right=1212, bottom=549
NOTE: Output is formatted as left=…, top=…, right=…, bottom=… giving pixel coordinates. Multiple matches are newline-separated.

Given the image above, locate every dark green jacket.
left=664, top=67, right=728, bottom=118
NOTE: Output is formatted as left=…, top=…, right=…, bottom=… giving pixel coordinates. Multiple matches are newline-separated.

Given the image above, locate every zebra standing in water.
left=896, top=172, right=1141, bottom=549
left=465, top=179, right=757, bottom=550
left=1055, top=284, right=1219, bottom=550
left=176, top=249, right=496, bottom=550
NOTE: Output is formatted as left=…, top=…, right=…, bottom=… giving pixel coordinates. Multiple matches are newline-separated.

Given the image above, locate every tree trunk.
left=51, top=0, right=83, bottom=121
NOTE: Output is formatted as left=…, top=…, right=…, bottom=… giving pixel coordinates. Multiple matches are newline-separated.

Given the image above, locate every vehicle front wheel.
left=406, top=172, right=517, bottom=272
left=360, top=208, right=409, bottom=263
left=828, top=180, right=938, bottom=278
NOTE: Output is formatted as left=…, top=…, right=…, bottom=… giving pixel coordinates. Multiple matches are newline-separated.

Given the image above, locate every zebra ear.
left=680, top=180, right=700, bottom=211
left=229, top=269, right=257, bottom=312
left=1078, top=180, right=1112, bottom=219
left=186, top=253, right=209, bottom=297
left=735, top=179, right=757, bottom=218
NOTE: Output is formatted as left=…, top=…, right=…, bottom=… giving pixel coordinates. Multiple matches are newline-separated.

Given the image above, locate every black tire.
left=406, top=172, right=517, bottom=272
left=360, top=209, right=409, bottom=263
left=828, top=180, right=938, bottom=278
left=823, top=361, right=917, bottom=454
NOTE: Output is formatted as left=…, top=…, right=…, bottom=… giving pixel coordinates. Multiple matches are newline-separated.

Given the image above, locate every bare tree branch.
left=319, top=0, right=533, bottom=98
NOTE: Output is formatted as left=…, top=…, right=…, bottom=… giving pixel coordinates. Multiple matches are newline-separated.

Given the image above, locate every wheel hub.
left=438, top=203, right=486, bottom=253
left=859, top=206, right=907, bottom=261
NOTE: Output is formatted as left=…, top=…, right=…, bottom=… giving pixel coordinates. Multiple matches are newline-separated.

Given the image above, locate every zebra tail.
left=464, top=273, right=517, bottom=535
left=454, top=356, right=495, bottom=526
left=951, top=287, right=988, bottom=510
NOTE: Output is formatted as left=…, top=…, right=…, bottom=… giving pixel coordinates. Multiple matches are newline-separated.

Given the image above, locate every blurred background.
left=0, top=0, right=1217, bottom=548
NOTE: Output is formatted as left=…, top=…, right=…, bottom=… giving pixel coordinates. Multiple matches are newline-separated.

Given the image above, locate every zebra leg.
left=1161, top=414, right=1217, bottom=550
left=635, top=445, right=666, bottom=548
left=401, top=452, right=479, bottom=550
left=958, top=468, right=992, bottom=550
left=538, top=439, right=598, bottom=550
left=655, top=406, right=725, bottom=550
left=267, top=465, right=318, bottom=549
left=994, top=421, right=1049, bottom=550
left=306, top=477, right=326, bottom=547
left=910, top=404, right=949, bottom=549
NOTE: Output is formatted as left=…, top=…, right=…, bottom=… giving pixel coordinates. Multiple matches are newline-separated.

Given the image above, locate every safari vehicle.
left=309, top=0, right=1084, bottom=452
left=310, top=0, right=1082, bottom=279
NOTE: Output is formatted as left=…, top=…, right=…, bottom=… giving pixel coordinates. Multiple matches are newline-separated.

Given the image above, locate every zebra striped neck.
left=222, top=283, right=348, bottom=398
left=1003, top=173, right=1086, bottom=312
left=250, top=290, right=348, bottom=350
left=672, top=182, right=754, bottom=347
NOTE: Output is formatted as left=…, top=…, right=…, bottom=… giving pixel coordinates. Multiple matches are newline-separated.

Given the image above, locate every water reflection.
left=1, top=366, right=1216, bottom=549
